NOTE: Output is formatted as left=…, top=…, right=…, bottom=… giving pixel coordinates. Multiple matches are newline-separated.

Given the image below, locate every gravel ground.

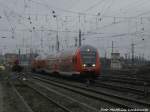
left=96, top=80, right=150, bottom=101
left=32, top=78, right=118, bottom=110
left=16, top=85, right=65, bottom=112
left=0, top=71, right=66, bottom=112
left=1, top=71, right=149, bottom=112
left=43, top=75, right=150, bottom=102
left=0, top=71, right=23, bottom=112
left=32, top=75, right=150, bottom=108
left=27, top=81, right=98, bottom=112
left=0, top=77, right=4, bottom=112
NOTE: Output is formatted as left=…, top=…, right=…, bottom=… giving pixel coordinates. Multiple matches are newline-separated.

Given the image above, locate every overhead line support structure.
left=79, top=29, right=81, bottom=47
left=56, top=16, right=59, bottom=52
left=131, top=42, right=135, bottom=66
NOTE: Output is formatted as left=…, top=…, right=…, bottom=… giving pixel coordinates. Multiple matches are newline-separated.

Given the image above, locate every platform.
left=0, top=83, right=3, bottom=112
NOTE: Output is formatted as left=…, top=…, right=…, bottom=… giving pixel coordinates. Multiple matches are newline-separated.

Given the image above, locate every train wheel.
left=41, top=70, right=45, bottom=74
left=31, top=68, right=36, bottom=72
left=52, top=72, right=60, bottom=77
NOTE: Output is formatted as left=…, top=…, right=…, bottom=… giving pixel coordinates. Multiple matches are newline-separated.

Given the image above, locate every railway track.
left=95, top=81, right=150, bottom=96
left=0, top=71, right=34, bottom=112
left=31, top=73, right=150, bottom=109
left=99, top=75, right=150, bottom=86
left=26, top=80, right=99, bottom=112
left=6, top=81, right=34, bottom=112
left=22, top=82, right=83, bottom=112
left=8, top=74, right=75, bottom=112
left=33, top=72, right=149, bottom=96
left=11, top=73, right=100, bottom=112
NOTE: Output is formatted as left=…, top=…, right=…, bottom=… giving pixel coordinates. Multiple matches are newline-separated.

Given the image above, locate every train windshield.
left=80, top=51, right=96, bottom=64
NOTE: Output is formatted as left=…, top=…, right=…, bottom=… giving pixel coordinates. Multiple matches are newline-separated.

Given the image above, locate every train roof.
left=79, top=45, right=97, bottom=51
left=59, top=45, right=97, bottom=57
left=46, top=45, right=98, bottom=59
left=35, top=54, right=47, bottom=60
left=60, top=45, right=97, bottom=52
left=59, top=47, right=77, bottom=57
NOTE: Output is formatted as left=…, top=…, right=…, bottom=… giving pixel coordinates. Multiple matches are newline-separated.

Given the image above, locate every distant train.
left=11, top=59, right=23, bottom=72
left=31, top=45, right=101, bottom=79
left=31, top=56, right=48, bottom=72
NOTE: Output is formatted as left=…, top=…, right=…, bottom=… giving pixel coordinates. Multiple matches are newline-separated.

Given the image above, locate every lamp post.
left=1, top=37, right=7, bottom=55
left=1, top=37, right=7, bottom=65
left=52, top=10, right=59, bottom=52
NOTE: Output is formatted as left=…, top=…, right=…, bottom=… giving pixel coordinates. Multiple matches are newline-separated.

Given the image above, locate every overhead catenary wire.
left=0, top=0, right=129, bottom=38
left=3, top=0, right=150, bottom=38
left=100, top=0, right=114, bottom=17
left=84, top=0, right=105, bottom=12
left=3, top=9, right=16, bottom=38
left=122, top=0, right=149, bottom=13
left=0, top=1, right=33, bottom=29
left=21, top=0, right=150, bottom=19
left=0, top=0, right=149, bottom=53
left=112, top=0, right=148, bottom=15
left=0, top=0, right=149, bottom=39
left=2, top=0, right=150, bottom=27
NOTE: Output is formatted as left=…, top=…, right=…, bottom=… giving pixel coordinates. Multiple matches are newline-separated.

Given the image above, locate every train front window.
left=80, top=51, right=96, bottom=64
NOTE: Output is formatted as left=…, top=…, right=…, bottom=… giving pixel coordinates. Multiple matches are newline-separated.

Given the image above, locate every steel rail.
left=9, top=82, right=34, bottom=112
left=29, top=80, right=99, bottom=112
left=95, top=81, right=149, bottom=96
left=99, top=76, right=150, bottom=86
left=22, top=81, right=74, bottom=112
left=32, top=76, right=150, bottom=108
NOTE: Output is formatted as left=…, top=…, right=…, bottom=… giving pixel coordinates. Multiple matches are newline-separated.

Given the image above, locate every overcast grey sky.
left=0, top=0, right=150, bottom=59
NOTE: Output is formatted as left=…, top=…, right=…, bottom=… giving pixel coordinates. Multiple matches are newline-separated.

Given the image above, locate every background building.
left=110, top=53, right=122, bottom=70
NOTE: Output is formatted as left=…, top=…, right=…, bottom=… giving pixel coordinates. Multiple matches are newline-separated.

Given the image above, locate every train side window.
left=72, top=56, right=77, bottom=64
left=72, top=57, right=74, bottom=63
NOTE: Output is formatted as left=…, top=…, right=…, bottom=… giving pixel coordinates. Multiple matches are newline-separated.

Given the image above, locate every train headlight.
left=92, top=64, right=96, bottom=67
left=82, top=64, right=86, bottom=67
left=87, top=49, right=90, bottom=52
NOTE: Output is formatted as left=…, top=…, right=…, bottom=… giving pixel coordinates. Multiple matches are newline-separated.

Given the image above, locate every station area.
left=0, top=52, right=150, bottom=112
left=0, top=0, right=150, bottom=112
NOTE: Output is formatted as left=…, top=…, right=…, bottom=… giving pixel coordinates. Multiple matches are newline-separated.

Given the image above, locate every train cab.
left=75, top=45, right=101, bottom=78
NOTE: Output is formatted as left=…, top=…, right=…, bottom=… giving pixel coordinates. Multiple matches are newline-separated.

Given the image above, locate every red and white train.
left=31, top=45, right=101, bottom=79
